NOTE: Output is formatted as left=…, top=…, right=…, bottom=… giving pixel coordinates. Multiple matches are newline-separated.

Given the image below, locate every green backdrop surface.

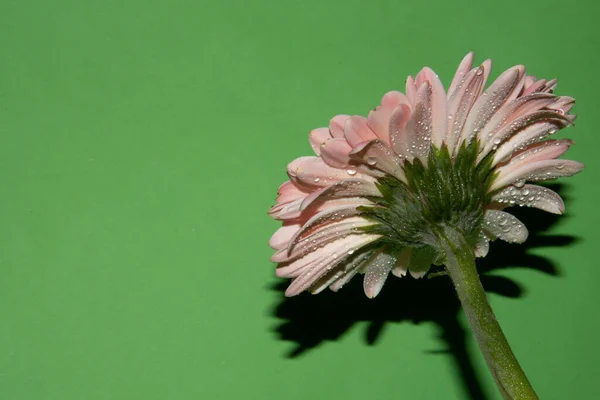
left=0, top=1, right=598, bottom=399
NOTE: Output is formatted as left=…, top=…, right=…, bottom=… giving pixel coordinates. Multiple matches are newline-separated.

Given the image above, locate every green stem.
left=437, top=225, right=538, bottom=400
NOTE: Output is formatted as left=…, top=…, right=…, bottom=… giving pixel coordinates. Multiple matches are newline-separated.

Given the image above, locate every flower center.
left=359, top=141, right=494, bottom=252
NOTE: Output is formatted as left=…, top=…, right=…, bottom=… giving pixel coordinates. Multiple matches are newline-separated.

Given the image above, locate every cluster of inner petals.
left=269, top=52, right=583, bottom=298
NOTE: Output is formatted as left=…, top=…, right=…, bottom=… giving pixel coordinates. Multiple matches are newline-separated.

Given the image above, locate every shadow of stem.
left=270, top=185, right=578, bottom=400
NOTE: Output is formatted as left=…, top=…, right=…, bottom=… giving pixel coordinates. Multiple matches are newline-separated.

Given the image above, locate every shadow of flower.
left=269, top=184, right=577, bottom=400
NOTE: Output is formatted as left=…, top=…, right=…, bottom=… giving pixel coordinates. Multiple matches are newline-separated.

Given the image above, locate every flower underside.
left=269, top=52, right=583, bottom=299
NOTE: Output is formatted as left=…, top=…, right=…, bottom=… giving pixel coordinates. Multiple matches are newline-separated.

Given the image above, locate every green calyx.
left=359, top=140, right=496, bottom=255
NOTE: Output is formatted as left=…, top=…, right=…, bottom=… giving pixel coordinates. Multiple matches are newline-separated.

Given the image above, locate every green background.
left=1, top=0, right=598, bottom=399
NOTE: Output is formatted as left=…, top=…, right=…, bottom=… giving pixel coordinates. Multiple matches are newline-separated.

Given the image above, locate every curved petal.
left=473, top=231, right=490, bottom=258
left=320, top=137, right=353, bottom=168
left=367, top=91, right=410, bottom=145
left=461, top=65, right=526, bottom=147
left=483, top=210, right=528, bottom=244
left=275, top=180, right=310, bottom=204
left=300, top=178, right=382, bottom=212
left=415, top=67, right=447, bottom=148
left=329, top=115, right=349, bottom=138
left=269, top=224, right=301, bottom=250
left=287, top=205, right=372, bottom=255
left=446, top=65, right=486, bottom=153
left=344, top=116, right=378, bottom=147
left=283, top=234, right=381, bottom=296
left=478, top=93, right=558, bottom=155
left=275, top=217, right=374, bottom=262
left=479, top=106, right=568, bottom=160
left=291, top=156, right=374, bottom=188
left=389, top=104, right=412, bottom=159
left=363, top=248, right=397, bottom=298
left=329, top=250, right=375, bottom=292
left=492, top=119, right=570, bottom=166
left=403, top=82, right=433, bottom=161
left=491, top=184, right=565, bottom=215
left=309, top=127, right=332, bottom=155
left=349, top=139, right=406, bottom=182
left=448, top=52, right=474, bottom=97
left=391, top=248, right=411, bottom=277
left=405, top=76, right=417, bottom=105
left=491, top=159, right=584, bottom=191
left=548, top=96, right=575, bottom=114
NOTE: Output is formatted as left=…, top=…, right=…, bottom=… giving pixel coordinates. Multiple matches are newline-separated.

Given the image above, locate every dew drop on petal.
left=314, top=177, right=320, bottom=183
left=367, top=156, right=378, bottom=166
left=347, top=168, right=357, bottom=176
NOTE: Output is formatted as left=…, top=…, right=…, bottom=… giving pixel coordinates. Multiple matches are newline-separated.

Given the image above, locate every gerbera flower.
left=269, top=52, right=581, bottom=298
left=268, top=53, right=583, bottom=399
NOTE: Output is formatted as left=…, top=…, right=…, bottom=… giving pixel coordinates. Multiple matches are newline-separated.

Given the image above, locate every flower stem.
left=437, top=226, right=538, bottom=400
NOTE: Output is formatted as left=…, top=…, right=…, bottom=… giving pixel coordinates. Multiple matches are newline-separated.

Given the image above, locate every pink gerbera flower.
left=268, top=53, right=583, bottom=399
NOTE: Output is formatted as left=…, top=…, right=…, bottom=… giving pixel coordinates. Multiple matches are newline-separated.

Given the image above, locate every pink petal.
left=403, top=81, right=433, bottom=161
left=344, top=116, right=378, bottom=147
left=275, top=216, right=373, bottom=262
left=491, top=159, right=584, bottom=191
left=448, top=52, right=474, bottom=96
left=522, top=78, right=547, bottom=96
left=417, top=67, right=448, bottom=148
left=501, top=139, right=573, bottom=171
left=309, top=127, right=332, bottom=156
left=548, top=96, right=575, bottom=114
left=391, top=248, right=411, bottom=277
left=389, top=104, right=412, bottom=159
left=283, top=234, right=381, bottom=296
left=329, top=115, right=350, bottom=138
left=446, top=65, right=486, bottom=153
left=367, top=91, right=410, bottom=145
left=291, top=156, right=373, bottom=188
left=349, top=139, right=406, bottom=182
left=269, top=224, right=301, bottom=250
left=275, top=181, right=309, bottom=204
left=286, top=202, right=372, bottom=252
left=462, top=65, right=526, bottom=146
left=473, top=232, right=490, bottom=258
left=415, top=67, right=447, bottom=148
left=300, top=178, right=382, bottom=212
left=405, top=76, right=417, bottom=105
left=479, top=97, right=563, bottom=158
left=268, top=198, right=304, bottom=221
left=492, top=119, right=570, bottom=165
left=363, top=249, right=396, bottom=298
left=541, top=78, right=558, bottom=93
left=479, top=59, right=492, bottom=95
left=329, top=251, right=374, bottom=292
left=320, top=137, right=353, bottom=168
left=483, top=210, right=528, bottom=244
left=491, top=184, right=565, bottom=215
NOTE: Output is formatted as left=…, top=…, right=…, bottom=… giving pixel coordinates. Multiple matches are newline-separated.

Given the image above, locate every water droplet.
left=314, top=177, right=320, bottom=183
left=367, top=157, right=377, bottom=166
left=555, top=163, right=565, bottom=170
left=476, top=68, right=483, bottom=76
left=515, top=180, right=525, bottom=188
left=347, top=168, right=357, bottom=176
left=522, top=188, right=530, bottom=196
left=348, top=249, right=355, bottom=255
left=498, top=217, right=508, bottom=226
